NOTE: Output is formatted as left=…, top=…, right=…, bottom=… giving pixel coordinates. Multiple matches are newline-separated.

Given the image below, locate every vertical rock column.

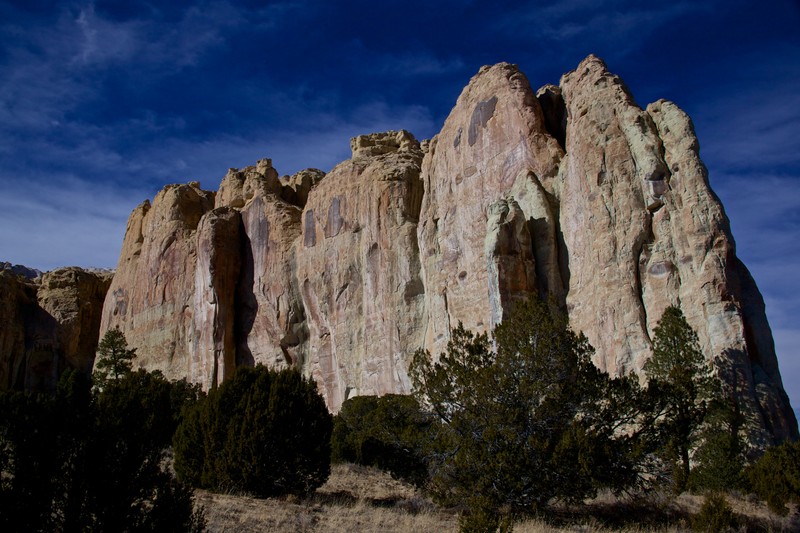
left=100, top=183, right=215, bottom=381
left=193, top=207, right=241, bottom=388
left=296, top=131, right=426, bottom=411
left=417, top=62, right=563, bottom=357
left=557, top=55, right=666, bottom=375
left=214, top=160, right=307, bottom=373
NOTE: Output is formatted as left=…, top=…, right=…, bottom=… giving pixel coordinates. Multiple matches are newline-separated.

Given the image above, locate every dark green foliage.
left=411, top=298, right=642, bottom=528
left=93, top=326, right=137, bottom=389
left=331, top=394, right=431, bottom=486
left=688, top=392, right=746, bottom=493
left=691, top=492, right=736, bottom=532
left=0, top=369, right=203, bottom=532
left=644, top=306, right=716, bottom=493
left=174, top=365, right=333, bottom=498
left=86, top=370, right=203, bottom=531
left=744, top=439, right=800, bottom=515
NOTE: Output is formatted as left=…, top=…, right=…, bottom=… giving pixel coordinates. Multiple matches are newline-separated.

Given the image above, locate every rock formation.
left=99, top=56, right=797, bottom=444
left=0, top=267, right=111, bottom=391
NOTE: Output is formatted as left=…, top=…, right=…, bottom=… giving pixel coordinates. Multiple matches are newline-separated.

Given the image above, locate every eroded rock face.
left=98, top=57, right=796, bottom=442
left=38, top=268, right=112, bottom=374
left=296, top=130, right=426, bottom=409
left=192, top=207, right=241, bottom=388
left=100, top=182, right=215, bottom=379
left=417, top=63, right=564, bottom=356
left=0, top=267, right=111, bottom=392
left=553, top=56, right=795, bottom=443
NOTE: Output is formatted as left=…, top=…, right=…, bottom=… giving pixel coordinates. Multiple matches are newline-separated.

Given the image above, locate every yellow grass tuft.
left=197, top=464, right=800, bottom=532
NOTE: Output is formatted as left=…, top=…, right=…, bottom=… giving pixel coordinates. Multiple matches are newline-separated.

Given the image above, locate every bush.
left=687, top=395, right=745, bottom=493
left=691, top=492, right=736, bottom=532
left=331, top=394, right=431, bottom=486
left=87, top=370, right=203, bottom=531
left=745, top=439, right=800, bottom=515
left=174, top=365, right=333, bottom=498
left=0, top=369, right=203, bottom=532
left=410, top=297, right=644, bottom=528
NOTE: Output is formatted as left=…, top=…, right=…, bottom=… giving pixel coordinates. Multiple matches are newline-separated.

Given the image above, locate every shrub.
left=331, top=394, right=431, bottom=486
left=744, top=439, right=800, bottom=515
left=691, top=492, right=736, bottom=532
left=0, top=369, right=203, bottom=532
left=174, top=365, right=333, bottom=498
left=410, top=297, right=643, bottom=528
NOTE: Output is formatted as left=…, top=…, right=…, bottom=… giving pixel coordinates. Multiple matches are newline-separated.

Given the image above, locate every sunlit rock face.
left=296, top=130, right=426, bottom=409
left=417, top=63, right=564, bottom=358
left=100, top=183, right=215, bottom=381
left=1, top=267, right=111, bottom=392
left=99, top=56, right=797, bottom=443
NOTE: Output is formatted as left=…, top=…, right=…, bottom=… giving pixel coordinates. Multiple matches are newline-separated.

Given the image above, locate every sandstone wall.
left=0, top=268, right=111, bottom=392
left=98, top=56, right=797, bottom=441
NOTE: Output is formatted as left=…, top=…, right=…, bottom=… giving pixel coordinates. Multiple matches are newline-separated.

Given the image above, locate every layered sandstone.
left=296, top=130, right=426, bottom=407
left=0, top=267, right=111, bottom=391
left=417, top=62, right=564, bottom=357
left=99, top=56, right=797, bottom=442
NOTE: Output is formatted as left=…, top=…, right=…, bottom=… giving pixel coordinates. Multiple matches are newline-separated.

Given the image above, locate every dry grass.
left=197, top=463, right=456, bottom=532
left=197, top=464, right=800, bottom=532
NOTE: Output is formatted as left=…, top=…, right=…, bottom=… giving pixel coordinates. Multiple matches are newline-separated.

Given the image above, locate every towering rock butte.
left=0, top=267, right=111, bottom=391
left=99, top=55, right=797, bottom=444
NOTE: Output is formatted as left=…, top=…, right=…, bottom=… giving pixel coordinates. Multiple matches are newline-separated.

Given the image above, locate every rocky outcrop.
left=296, top=130, right=426, bottom=408
left=38, top=268, right=112, bottom=374
left=1, top=262, right=42, bottom=280
left=101, top=183, right=215, bottom=379
left=417, top=63, right=564, bottom=356
left=0, top=267, right=111, bottom=391
left=99, top=56, right=797, bottom=442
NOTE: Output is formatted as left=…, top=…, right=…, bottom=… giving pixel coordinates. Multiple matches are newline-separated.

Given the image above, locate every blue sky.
left=1, top=0, right=798, bottom=413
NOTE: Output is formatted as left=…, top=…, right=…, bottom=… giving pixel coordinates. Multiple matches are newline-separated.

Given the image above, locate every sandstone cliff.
left=100, top=56, right=797, bottom=443
left=0, top=267, right=111, bottom=391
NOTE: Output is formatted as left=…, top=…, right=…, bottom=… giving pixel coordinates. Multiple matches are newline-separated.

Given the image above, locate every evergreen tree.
left=94, top=327, right=137, bottom=389
left=331, top=394, right=432, bottom=486
left=0, top=369, right=203, bottom=532
left=688, top=391, right=746, bottom=492
left=411, top=298, right=641, bottom=530
left=745, top=439, right=800, bottom=515
left=174, top=365, right=333, bottom=498
left=644, top=306, right=715, bottom=493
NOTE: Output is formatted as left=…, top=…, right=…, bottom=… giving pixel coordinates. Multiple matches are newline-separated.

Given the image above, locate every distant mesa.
left=1, top=261, right=42, bottom=280
left=2, top=55, right=797, bottom=447
left=0, top=266, right=111, bottom=391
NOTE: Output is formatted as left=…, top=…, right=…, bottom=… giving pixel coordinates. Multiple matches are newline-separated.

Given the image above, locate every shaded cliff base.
left=0, top=267, right=112, bottom=392
left=199, top=463, right=800, bottom=533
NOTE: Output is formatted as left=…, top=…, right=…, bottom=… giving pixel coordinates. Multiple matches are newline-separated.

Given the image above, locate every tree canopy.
left=174, top=365, right=333, bottom=498
left=93, top=326, right=137, bottom=389
left=410, top=298, right=643, bottom=531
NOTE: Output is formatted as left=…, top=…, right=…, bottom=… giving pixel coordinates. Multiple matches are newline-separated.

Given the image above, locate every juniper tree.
left=173, top=365, right=332, bottom=498
left=644, top=305, right=716, bottom=493
left=410, top=298, right=641, bottom=531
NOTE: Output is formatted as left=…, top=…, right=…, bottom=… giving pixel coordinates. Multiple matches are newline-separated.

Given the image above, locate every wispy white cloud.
left=0, top=94, right=436, bottom=271
left=379, top=52, right=465, bottom=76
left=693, top=58, right=800, bottom=172
left=0, top=174, right=146, bottom=271
left=495, top=0, right=719, bottom=52
left=139, top=99, right=437, bottom=187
